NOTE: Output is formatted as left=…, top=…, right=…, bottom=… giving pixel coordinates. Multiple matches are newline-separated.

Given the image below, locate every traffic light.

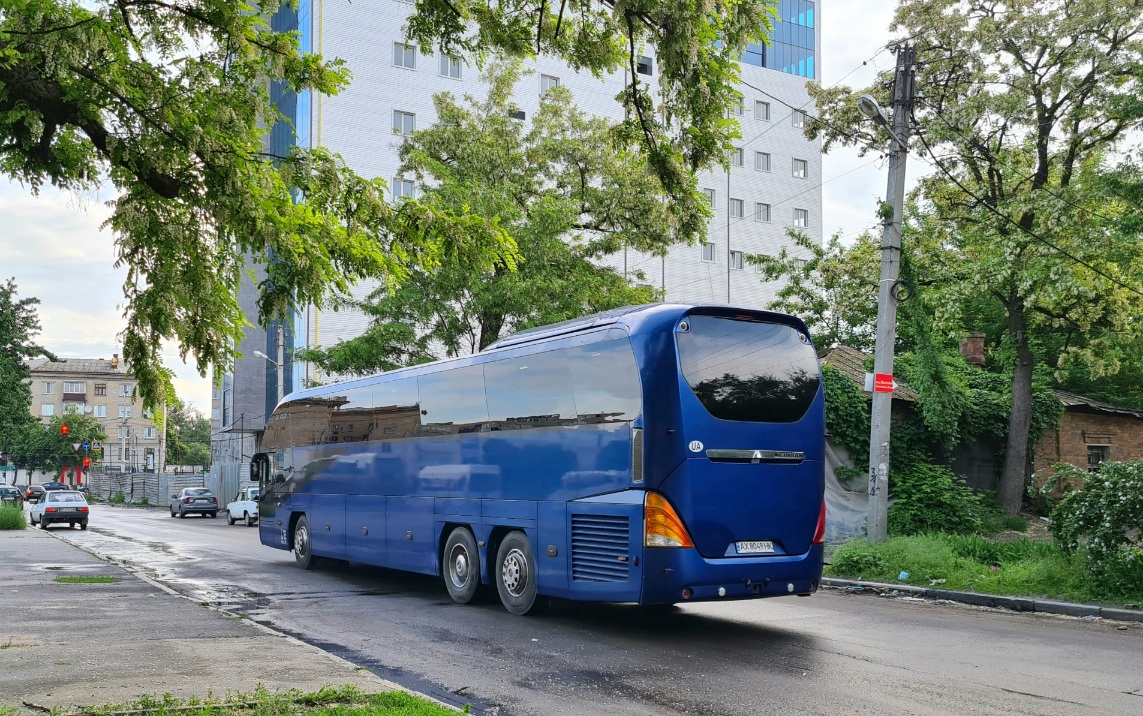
left=60, top=423, right=69, bottom=436
left=82, top=457, right=91, bottom=468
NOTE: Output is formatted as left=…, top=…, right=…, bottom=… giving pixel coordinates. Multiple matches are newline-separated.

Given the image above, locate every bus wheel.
left=293, top=515, right=318, bottom=570
left=495, top=531, right=540, bottom=616
left=443, top=527, right=480, bottom=604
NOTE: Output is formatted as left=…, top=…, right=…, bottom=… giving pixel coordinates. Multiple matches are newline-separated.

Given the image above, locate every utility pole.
left=864, top=43, right=916, bottom=543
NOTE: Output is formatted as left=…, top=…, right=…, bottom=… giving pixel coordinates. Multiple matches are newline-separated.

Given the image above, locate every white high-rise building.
left=212, top=0, right=821, bottom=453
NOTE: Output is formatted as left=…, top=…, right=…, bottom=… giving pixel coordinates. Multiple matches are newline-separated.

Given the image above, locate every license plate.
left=194, top=499, right=207, bottom=503
left=735, top=540, right=775, bottom=554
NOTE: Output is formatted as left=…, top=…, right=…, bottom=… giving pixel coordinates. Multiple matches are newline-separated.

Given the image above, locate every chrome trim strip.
left=632, top=428, right=644, bottom=482
left=705, top=449, right=805, bottom=463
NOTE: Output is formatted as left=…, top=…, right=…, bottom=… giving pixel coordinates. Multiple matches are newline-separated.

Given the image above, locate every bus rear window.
left=676, top=315, right=819, bottom=423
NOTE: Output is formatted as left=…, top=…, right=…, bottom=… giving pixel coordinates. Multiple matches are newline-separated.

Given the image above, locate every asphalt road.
left=45, top=504, right=1143, bottom=716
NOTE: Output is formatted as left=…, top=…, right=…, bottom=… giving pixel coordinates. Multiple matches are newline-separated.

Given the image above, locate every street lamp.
left=253, top=324, right=285, bottom=404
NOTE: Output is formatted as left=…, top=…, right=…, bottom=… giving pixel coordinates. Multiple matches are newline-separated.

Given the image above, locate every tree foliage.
left=808, top=0, right=1143, bottom=513
left=0, top=1, right=515, bottom=407
left=7, top=412, right=107, bottom=474
left=0, top=278, right=53, bottom=462
left=166, top=399, right=211, bottom=467
left=300, top=63, right=674, bottom=374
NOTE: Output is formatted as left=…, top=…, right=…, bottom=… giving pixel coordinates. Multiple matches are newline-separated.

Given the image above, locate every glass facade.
left=742, top=0, right=816, bottom=79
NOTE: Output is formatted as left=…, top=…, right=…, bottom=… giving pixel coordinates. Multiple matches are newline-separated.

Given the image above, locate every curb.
left=821, top=577, right=1143, bottom=622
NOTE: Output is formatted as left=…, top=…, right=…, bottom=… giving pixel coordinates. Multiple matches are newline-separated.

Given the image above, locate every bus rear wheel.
left=495, top=531, right=540, bottom=616
left=293, top=515, right=319, bottom=570
left=443, top=527, right=480, bottom=604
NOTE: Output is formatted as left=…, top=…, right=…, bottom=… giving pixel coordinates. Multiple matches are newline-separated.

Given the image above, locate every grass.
left=0, top=504, right=27, bottom=530
left=108, top=492, right=126, bottom=504
left=23, top=684, right=464, bottom=716
left=825, top=533, right=1137, bottom=608
left=54, top=576, right=121, bottom=584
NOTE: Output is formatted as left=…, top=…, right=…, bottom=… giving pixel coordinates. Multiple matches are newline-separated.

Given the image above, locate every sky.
left=0, top=3, right=908, bottom=416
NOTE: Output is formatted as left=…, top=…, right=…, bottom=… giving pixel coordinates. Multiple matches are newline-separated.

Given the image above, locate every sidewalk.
left=0, top=528, right=400, bottom=712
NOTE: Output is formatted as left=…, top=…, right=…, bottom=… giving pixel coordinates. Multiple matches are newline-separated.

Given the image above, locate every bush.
left=1050, top=460, right=1143, bottom=599
left=108, top=492, right=126, bottom=504
left=0, top=505, right=28, bottom=530
left=887, top=463, right=984, bottom=536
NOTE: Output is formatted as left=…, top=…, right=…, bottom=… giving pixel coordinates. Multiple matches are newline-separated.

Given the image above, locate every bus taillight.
left=644, top=492, right=694, bottom=548
left=812, top=501, right=826, bottom=545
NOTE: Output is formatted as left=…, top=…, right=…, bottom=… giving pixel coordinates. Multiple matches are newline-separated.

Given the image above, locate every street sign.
left=0, top=465, right=14, bottom=472
left=81, top=441, right=91, bottom=451
left=72, top=442, right=81, bottom=451
left=92, top=441, right=102, bottom=450
left=873, top=373, right=896, bottom=394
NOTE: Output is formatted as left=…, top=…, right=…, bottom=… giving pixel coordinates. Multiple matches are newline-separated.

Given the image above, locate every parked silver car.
left=169, top=487, right=219, bottom=518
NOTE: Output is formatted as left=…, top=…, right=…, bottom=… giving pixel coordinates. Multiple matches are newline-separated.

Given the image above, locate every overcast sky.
left=0, top=3, right=907, bottom=415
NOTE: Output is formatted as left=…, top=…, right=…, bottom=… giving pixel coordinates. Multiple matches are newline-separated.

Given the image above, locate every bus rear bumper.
left=639, top=544, right=825, bottom=604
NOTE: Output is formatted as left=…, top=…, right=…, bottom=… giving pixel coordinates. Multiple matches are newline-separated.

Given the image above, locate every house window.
left=64, top=403, right=82, bottom=414
left=729, top=198, right=744, bottom=218
left=755, top=202, right=772, bottom=222
left=731, top=147, right=744, bottom=167
left=142, top=407, right=153, bottom=419
left=792, top=109, right=806, bottom=128
left=755, top=151, right=771, bottom=172
left=793, top=158, right=808, bottom=178
left=439, top=53, right=462, bottom=79
left=392, top=177, right=416, bottom=200
left=64, top=381, right=85, bottom=393
left=508, top=110, right=526, bottom=120
left=119, top=405, right=132, bottom=418
left=120, top=384, right=132, bottom=397
left=733, top=98, right=745, bottom=116
left=41, top=382, right=54, bottom=394
left=392, top=110, right=415, bottom=136
left=701, top=242, right=716, bottom=263
left=41, top=404, right=54, bottom=416
left=540, top=74, right=560, bottom=95
left=729, top=250, right=745, bottom=270
left=1087, top=445, right=1110, bottom=472
left=794, top=208, right=810, bottom=227
left=637, top=56, right=653, bottom=76
left=393, top=42, right=417, bottom=69
left=755, top=100, right=771, bottom=121
left=703, top=188, right=716, bottom=207
left=93, top=405, right=107, bottom=418
left=118, top=426, right=131, bottom=438
left=144, top=426, right=156, bottom=439
left=94, top=383, right=107, bottom=396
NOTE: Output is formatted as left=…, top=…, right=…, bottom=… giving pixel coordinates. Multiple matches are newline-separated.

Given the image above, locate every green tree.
left=300, top=63, right=671, bottom=374
left=8, top=412, right=107, bottom=475
left=807, top=0, right=1143, bottom=514
left=0, top=1, right=515, bottom=407
left=0, top=278, right=54, bottom=466
left=166, top=399, right=211, bottom=468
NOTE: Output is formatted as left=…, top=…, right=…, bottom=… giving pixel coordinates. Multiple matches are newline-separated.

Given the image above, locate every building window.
left=439, top=53, right=462, bottom=79
left=119, top=405, right=132, bottom=418
left=93, top=405, right=107, bottom=418
left=703, top=188, right=716, bottom=207
left=755, top=151, right=771, bottom=172
left=508, top=110, right=526, bottom=120
left=701, top=242, right=716, bottom=263
left=637, top=56, right=653, bottom=76
left=794, top=208, right=810, bottom=227
left=792, top=109, right=806, bottom=128
left=120, top=384, right=131, bottom=397
left=94, top=383, right=107, bottom=396
left=755, top=202, right=772, bottom=222
left=1087, top=445, right=1110, bottom=472
left=118, top=426, right=131, bottom=438
left=64, top=381, right=85, bottom=393
left=729, top=198, right=744, bottom=218
left=730, top=147, right=744, bottom=167
left=392, top=110, right=415, bottom=136
left=144, top=426, right=156, bottom=439
left=41, top=404, right=54, bottom=416
left=733, top=98, right=745, bottom=116
left=729, top=250, right=745, bottom=270
left=540, top=74, right=560, bottom=95
left=142, top=407, right=153, bottom=419
left=393, top=42, right=417, bottom=69
left=392, top=177, right=416, bottom=200
left=793, top=158, right=808, bottom=178
left=64, top=403, right=81, bottom=414
left=41, top=382, right=54, bottom=394
left=755, top=100, right=771, bottom=121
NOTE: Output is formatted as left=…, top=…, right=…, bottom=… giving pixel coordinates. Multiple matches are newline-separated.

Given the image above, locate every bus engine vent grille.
left=571, top=514, right=630, bottom=582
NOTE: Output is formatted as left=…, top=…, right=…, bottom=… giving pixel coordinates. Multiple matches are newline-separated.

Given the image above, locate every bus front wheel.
left=443, top=527, right=480, bottom=604
left=495, top=531, right=540, bottom=616
left=293, top=515, right=319, bottom=570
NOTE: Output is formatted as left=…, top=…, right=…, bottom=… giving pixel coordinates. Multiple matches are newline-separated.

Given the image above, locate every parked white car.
left=226, top=486, right=260, bottom=526
left=29, top=490, right=90, bottom=530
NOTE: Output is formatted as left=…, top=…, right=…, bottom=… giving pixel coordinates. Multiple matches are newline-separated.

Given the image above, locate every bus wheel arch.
left=291, top=513, right=319, bottom=570
left=494, top=530, right=541, bottom=616
left=441, top=525, right=481, bottom=604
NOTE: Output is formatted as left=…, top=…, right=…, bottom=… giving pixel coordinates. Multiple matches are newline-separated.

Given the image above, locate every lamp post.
left=254, top=324, right=285, bottom=405
left=857, top=43, right=916, bottom=543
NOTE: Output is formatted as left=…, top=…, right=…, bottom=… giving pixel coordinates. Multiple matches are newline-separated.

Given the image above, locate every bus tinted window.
left=418, top=366, right=489, bottom=435
left=677, top=315, right=819, bottom=423
left=329, top=386, right=372, bottom=442
left=568, top=339, right=641, bottom=423
left=485, top=350, right=578, bottom=429
left=372, top=379, right=421, bottom=438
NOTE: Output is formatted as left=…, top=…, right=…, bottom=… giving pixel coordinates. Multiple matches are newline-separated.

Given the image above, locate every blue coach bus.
left=252, top=304, right=826, bottom=615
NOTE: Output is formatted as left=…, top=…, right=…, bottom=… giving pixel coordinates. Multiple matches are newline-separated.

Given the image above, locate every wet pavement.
left=0, top=525, right=402, bottom=712
left=14, top=504, right=1143, bottom=716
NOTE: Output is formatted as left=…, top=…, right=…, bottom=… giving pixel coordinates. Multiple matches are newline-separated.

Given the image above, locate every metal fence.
left=88, top=472, right=206, bottom=505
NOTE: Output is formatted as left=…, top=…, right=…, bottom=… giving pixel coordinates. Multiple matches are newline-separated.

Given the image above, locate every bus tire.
left=495, top=531, right=540, bottom=616
left=293, top=514, right=318, bottom=570
left=443, top=526, right=480, bottom=605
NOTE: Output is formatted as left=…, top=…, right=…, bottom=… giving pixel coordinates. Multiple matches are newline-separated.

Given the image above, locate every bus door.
left=666, top=312, right=825, bottom=560
left=251, top=451, right=288, bottom=547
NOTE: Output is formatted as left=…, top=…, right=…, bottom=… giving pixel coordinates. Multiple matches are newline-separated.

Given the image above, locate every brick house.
left=1032, top=391, right=1143, bottom=482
